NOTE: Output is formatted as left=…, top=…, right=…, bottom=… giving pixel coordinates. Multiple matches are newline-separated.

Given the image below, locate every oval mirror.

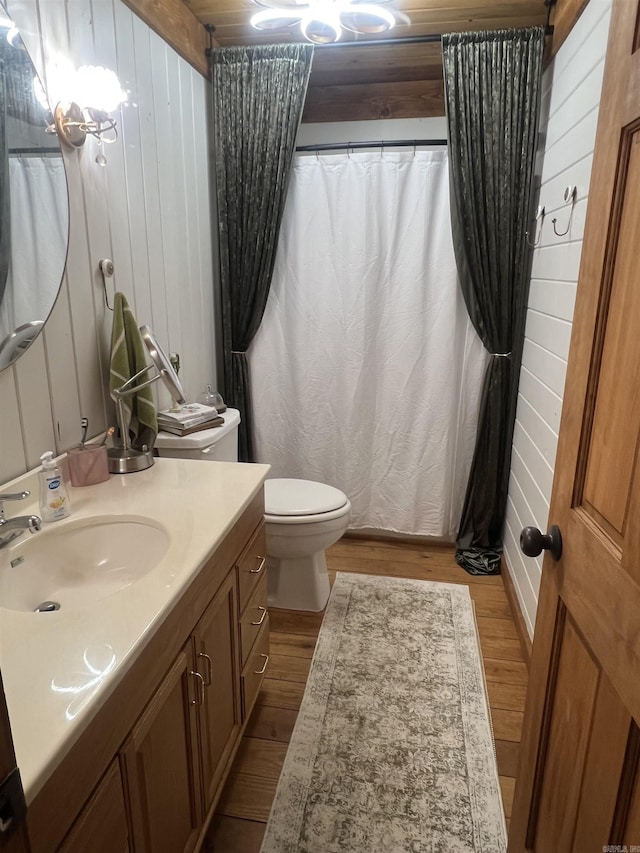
left=0, top=3, right=69, bottom=370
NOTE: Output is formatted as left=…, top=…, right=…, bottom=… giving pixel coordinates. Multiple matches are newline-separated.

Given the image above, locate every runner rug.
left=260, top=572, right=507, bottom=853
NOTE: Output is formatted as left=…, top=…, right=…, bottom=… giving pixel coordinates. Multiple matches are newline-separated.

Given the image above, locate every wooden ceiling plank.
left=302, top=78, right=445, bottom=122
left=308, top=41, right=444, bottom=85
left=186, top=0, right=543, bottom=17
left=197, top=0, right=541, bottom=18
left=309, top=67, right=444, bottom=86
left=209, top=4, right=545, bottom=29
left=396, top=0, right=543, bottom=11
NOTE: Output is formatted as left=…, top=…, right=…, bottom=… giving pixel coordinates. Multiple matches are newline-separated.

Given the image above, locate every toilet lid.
left=265, top=478, right=347, bottom=516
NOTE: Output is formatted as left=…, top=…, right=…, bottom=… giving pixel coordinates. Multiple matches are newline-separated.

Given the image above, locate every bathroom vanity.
left=0, top=458, right=270, bottom=853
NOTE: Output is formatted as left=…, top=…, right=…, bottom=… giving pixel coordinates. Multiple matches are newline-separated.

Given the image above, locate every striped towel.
left=109, top=292, right=158, bottom=450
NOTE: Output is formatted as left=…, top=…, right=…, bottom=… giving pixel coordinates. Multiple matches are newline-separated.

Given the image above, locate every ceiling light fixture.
left=250, top=0, right=398, bottom=44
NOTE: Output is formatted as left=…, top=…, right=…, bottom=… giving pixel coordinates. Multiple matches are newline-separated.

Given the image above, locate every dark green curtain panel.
left=442, top=27, right=544, bottom=574
left=212, top=44, right=313, bottom=462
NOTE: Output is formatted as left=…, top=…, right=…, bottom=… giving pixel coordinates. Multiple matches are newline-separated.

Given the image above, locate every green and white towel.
left=109, top=292, right=158, bottom=450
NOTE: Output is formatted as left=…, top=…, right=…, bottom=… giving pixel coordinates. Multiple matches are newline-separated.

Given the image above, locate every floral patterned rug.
left=260, top=572, right=507, bottom=853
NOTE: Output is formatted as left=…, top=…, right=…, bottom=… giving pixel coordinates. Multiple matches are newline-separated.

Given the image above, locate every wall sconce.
left=49, top=65, right=127, bottom=164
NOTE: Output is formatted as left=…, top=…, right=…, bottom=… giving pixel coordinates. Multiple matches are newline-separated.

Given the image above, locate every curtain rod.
left=315, top=34, right=442, bottom=49
left=296, top=138, right=447, bottom=152
left=313, top=25, right=553, bottom=49
left=204, top=25, right=552, bottom=60
left=8, top=147, right=62, bottom=156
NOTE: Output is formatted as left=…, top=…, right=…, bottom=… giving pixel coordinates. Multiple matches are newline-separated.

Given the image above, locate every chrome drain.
left=34, top=601, right=61, bottom=612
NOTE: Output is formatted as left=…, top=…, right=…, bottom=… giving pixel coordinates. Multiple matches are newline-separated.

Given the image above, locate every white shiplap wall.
left=0, top=0, right=217, bottom=484
left=503, top=0, right=612, bottom=638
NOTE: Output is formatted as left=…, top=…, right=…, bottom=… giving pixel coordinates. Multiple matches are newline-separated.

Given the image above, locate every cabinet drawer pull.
left=251, top=606, right=267, bottom=626
left=198, top=652, right=213, bottom=686
left=249, top=556, right=266, bottom=574
left=254, top=653, right=269, bottom=676
left=190, top=670, right=205, bottom=705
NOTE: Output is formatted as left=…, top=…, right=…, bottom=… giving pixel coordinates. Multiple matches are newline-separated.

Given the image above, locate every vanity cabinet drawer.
left=237, top=523, right=267, bottom=612
left=240, top=572, right=268, bottom=667
left=58, top=759, right=130, bottom=853
left=241, top=619, right=270, bottom=720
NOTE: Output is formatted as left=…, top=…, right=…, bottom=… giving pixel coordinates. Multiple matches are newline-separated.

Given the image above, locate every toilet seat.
left=264, top=478, right=349, bottom=525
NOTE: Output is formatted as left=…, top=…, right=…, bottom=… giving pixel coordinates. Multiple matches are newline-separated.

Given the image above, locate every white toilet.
left=154, top=410, right=351, bottom=612
left=264, top=478, right=351, bottom=611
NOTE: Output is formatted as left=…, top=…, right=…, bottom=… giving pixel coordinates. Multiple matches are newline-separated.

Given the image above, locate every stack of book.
left=157, top=403, right=224, bottom=436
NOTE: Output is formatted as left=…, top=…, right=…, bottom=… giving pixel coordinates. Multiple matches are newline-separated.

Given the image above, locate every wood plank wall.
left=502, top=0, right=612, bottom=638
left=0, top=0, right=218, bottom=485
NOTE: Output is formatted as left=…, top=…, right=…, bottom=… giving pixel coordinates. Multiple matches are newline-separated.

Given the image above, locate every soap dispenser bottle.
left=39, top=451, right=71, bottom=522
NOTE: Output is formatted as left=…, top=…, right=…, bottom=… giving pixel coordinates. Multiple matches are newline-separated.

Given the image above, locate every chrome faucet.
left=0, top=491, right=42, bottom=548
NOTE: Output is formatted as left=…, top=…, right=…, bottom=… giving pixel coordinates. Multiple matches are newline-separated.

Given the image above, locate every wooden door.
left=510, top=0, right=640, bottom=849
left=121, top=649, right=202, bottom=853
left=195, top=570, right=241, bottom=813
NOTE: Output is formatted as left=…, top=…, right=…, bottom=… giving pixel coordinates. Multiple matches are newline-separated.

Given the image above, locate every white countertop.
left=0, top=457, right=269, bottom=803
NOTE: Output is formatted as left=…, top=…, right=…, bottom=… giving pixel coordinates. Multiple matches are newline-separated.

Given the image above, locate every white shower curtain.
left=0, top=156, right=67, bottom=342
left=249, top=150, right=488, bottom=538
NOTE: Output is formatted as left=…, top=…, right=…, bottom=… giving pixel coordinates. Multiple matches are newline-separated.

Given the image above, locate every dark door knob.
left=520, top=525, right=563, bottom=561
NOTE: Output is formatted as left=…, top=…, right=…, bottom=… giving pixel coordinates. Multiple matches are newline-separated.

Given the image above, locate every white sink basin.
left=0, top=516, right=170, bottom=612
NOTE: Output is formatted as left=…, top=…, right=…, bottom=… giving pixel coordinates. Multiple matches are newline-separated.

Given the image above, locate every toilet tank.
left=154, top=408, right=241, bottom=462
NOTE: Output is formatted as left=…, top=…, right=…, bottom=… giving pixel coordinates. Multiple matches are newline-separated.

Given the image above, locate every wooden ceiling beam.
left=548, top=0, right=589, bottom=58
left=122, top=0, right=210, bottom=77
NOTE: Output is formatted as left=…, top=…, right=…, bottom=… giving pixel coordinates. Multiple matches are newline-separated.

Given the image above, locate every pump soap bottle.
left=39, top=451, right=71, bottom=522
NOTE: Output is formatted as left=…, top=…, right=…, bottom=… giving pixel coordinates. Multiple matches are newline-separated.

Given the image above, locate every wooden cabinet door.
left=194, top=571, right=241, bottom=812
left=0, top=674, right=29, bottom=853
left=510, top=0, right=640, bottom=848
left=58, top=760, right=129, bottom=853
left=121, top=650, right=202, bottom=853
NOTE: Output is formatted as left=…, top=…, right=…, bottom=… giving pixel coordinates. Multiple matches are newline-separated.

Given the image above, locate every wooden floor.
left=205, top=537, right=527, bottom=851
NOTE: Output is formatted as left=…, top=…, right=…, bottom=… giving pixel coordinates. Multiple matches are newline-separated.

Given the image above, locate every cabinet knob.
left=520, top=525, right=563, bottom=561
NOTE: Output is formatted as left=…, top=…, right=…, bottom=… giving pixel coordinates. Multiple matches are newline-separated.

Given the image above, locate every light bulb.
left=74, top=66, right=126, bottom=113
left=301, top=8, right=342, bottom=42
